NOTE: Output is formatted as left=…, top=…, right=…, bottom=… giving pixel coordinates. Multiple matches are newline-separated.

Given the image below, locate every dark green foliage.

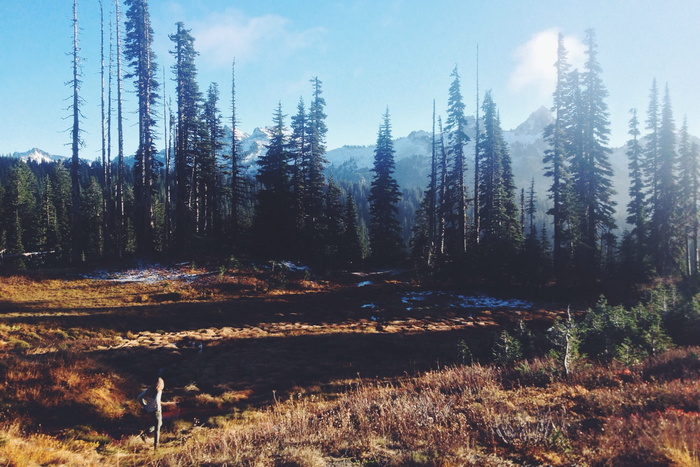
left=229, top=60, right=245, bottom=248
left=570, top=29, right=617, bottom=279
left=290, top=97, right=307, bottom=253
left=543, top=33, right=574, bottom=274
left=579, top=293, right=672, bottom=364
left=368, top=109, right=404, bottom=265
left=664, top=288, right=700, bottom=346
left=81, top=177, right=104, bottom=258
left=1, top=161, right=39, bottom=269
left=201, top=82, right=224, bottom=236
left=6, top=13, right=700, bottom=298
left=411, top=103, right=440, bottom=269
left=410, top=193, right=432, bottom=266
left=341, top=192, right=365, bottom=268
left=651, top=85, right=680, bottom=275
left=540, top=30, right=618, bottom=284
left=253, top=104, right=294, bottom=259
left=477, top=90, right=522, bottom=278
left=6, top=162, right=38, bottom=251
left=443, top=66, right=470, bottom=257
left=170, top=21, right=200, bottom=251
left=124, top=0, right=160, bottom=254
left=323, top=179, right=345, bottom=269
left=491, top=330, right=522, bottom=366
left=678, top=119, right=700, bottom=275
left=622, top=109, right=652, bottom=279
left=41, top=163, right=72, bottom=261
left=301, top=77, right=329, bottom=263
left=643, top=80, right=660, bottom=210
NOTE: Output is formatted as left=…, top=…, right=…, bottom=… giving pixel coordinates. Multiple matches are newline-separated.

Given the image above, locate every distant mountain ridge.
left=7, top=148, right=67, bottom=164
left=13, top=106, right=692, bottom=230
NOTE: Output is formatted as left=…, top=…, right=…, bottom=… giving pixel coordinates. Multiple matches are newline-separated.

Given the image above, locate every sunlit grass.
left=0, top=267, right=698, bottom=465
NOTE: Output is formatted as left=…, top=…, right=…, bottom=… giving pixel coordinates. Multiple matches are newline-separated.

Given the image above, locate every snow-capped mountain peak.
left=11, top=148, right=65, bottom=164
left=512, top=106, right=553, bottom=137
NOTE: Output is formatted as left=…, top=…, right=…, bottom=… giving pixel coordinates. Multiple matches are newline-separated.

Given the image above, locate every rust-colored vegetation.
left=0, top=263, right=698, bottom=465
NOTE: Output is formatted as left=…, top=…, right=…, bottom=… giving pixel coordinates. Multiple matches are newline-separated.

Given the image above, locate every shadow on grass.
left=0, top=279, right=545, bottom=439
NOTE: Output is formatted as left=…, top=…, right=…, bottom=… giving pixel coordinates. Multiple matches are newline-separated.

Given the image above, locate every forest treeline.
left=1, top=1, right=699, bottom=294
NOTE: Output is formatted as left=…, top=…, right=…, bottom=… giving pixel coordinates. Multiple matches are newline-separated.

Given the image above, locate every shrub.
left=590, top=409, right=700, bottom=466
left=665, top=293, right=700, bottom=346
left=492, top=330, right=522, bottom=366
left=579, top=295, right=672, bottom=365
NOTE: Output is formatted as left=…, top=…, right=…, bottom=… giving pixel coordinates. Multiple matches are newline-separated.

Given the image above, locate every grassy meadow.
left=0, top=263, right=698, bottom=466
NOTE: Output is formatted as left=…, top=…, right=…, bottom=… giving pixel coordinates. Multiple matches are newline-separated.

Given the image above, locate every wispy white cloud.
left=188, top=8, right=326, bottom=66
left=508, top=28, right=586, bottom=98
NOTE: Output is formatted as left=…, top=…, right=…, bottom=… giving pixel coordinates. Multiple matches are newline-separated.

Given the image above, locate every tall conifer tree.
left=651, top=85, right=679, bottom=275
left=678, top=118, right=699, bottom=274
left=444, top=66, right=470, bottom=256
left=229, top=60, right=244, bottom=245
left=169, top=21, right=200, bottom=250
left=290, top=97, right=308, bottom=251
left=436, top=117, right=449, bottom=256
left=324, top=179, right=345, bottom=269
left=474, top=47, right=481, bottom=246
left=368, top=109, right=403, bottom=264
left=478, top=91, right=521, bottom=275
left=303, top=77, right=328, bottom=260
left=341, top=192, right=364, bottom=267
left=202, top=82, right=223, bottom=235
left=644, top=79, right=660, bottom=211
left=571, top=29, right=616, bottom=276
left=254, top=104, right=293, bottom=258
left=124, top=0, right=160, bottom=253
left=625, top=108, right=649, bottom=272
left=543, top=33, right=573, bottom=274
left=4, top=162, right=38, bottom=268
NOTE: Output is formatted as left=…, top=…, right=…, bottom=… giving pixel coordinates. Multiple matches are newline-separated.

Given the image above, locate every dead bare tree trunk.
left=115, top=0, right=125, bottom=258
left=100, top=0, right=111, bottom=256
left=70, top=0, right=82, bottom=263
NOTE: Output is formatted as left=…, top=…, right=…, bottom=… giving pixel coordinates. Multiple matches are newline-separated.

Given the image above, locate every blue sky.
left=1, top=0, right=698, bottom=159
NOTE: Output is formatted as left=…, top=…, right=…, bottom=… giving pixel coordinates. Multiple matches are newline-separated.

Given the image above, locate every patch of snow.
left=12, top=148, right=65, bottom=164
left=278, top=261, right=310, bottom=272
left=403, top=291, right=431, bottom=302
left=401, top=291, right=532, bottom=311
left=82, top=265, right=206, bottom=283
left=453, top=294, right=532, bottom=309
left=352, top=269, right=401, bottom=277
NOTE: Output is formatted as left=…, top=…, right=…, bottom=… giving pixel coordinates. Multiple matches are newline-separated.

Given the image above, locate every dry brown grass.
left=0, top=351, right=134, bottom=431
left=149, top=352, right=699, bottom=466
left=0, top=423, right=106, bottom=466
left=0, top=267, right=698, bottom=465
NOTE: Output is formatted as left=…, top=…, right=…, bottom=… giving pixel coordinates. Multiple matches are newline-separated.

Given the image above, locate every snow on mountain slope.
left=10, top=148, right=66, bottom=164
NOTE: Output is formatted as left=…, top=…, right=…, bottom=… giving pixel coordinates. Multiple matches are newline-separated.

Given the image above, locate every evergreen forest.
left=2, top=2, right=699, bottom=298
left=2, top=3, right=700, bottom=465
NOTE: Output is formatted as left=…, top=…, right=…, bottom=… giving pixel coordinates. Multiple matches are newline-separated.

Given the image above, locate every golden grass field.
left=0, top=263, right=698, bottom=466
